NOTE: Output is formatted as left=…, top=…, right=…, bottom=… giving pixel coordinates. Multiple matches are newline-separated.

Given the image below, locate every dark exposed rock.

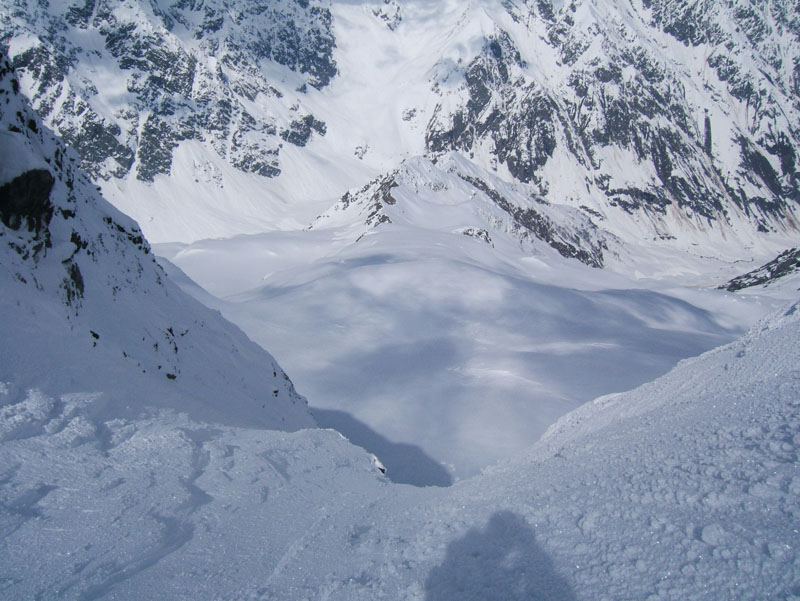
left=324, top=174, right=399, bottom=230
left=765, top=131, right=797, bottom=180
left=458, top=173, right=605, bottom=267
left=248, top=4, right=337, bottom=89
left=460, top=227, right=493, bottom=246
left=63, top=260, right=85, bottom=306
left=372, top=1, right=402, bottom=30
left=362, top=176, right=399, bottom=227
left=137, top=115, right=182, bottom=182
left=704, top=112, right=713, bottom=157
left=54, top=96, right=135, bottom=180
left=4, top=0, right=338, bottom=184
left=66, top=0, right=97, bottom=28
left=427, top=34, right=556, bottom=185
left=231, top=145, right=281, bottom=178
left=723, top=248, right=800, bottom=291
left=0, top=169, right=55, bottom=234
left=739, top=137, right=783, bottom=200
left=280, top=114, right=327, bottom=147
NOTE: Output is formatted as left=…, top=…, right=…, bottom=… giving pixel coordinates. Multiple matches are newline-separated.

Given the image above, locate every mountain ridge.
left=0, top=50, right=314, bottom=430
left=2, top=0, right=797, bottom=266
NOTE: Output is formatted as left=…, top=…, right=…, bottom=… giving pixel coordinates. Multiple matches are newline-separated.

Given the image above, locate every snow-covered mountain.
left=2, top=0, right=797, bottom=479
left=2, top=4, right=800, bottom=596
left=0, top=50, right=313, bottom=430
left=2, top=0, right=799, bottom=259
left=3, top=252, right=798, bottom=598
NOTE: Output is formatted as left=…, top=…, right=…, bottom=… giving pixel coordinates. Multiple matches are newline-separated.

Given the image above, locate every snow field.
left=239, top=300, right=800, bottom=600
left=4, top=298, right=792, bottom=599
left=157, top=207, right=779, bottom=482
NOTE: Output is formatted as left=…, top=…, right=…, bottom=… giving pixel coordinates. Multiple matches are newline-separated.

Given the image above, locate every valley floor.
left=155, top=227, right=787, bottom=484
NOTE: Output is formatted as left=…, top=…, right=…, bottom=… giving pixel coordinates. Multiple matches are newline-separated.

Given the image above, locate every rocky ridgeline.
left=723, top=247, right=800, bottom=290
left=426, top=0, right=799, bottom=234
left=2, top=0, right=798, bottom=257
left=1, top=0, right=335, bottom=182
left=0, top=51, right=151, bottom=309
left=311, top=155, right=610, bottom=267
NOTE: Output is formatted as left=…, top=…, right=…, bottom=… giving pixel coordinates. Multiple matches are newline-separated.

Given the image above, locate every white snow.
left=2, top=297, right=798, bottom=600
left=155, top=199, right=785, bottom=482
left=149, top=150, right=791, bottom=483
left=3, top=1, right=800, bottom=598
left=0, top=130, right=49, bottom=184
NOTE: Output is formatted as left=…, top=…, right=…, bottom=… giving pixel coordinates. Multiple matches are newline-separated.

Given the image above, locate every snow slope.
left=0, top=51, right=313, bottom=431
left=2, top=292, right=798, bottom=600
left=257, top=298, right=800, bottom=601
left=2, top=4, right=799, bottom=597
left=156, top=168, right=782, bottom=482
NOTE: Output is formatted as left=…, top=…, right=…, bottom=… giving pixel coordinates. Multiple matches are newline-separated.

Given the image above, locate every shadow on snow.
left=312, top=407, right=453, bottom=487
left=425, top=511, right=575, bottom=601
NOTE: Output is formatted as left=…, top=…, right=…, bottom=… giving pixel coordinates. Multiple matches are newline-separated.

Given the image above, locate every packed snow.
left=2, top=1, right=800, bottom=598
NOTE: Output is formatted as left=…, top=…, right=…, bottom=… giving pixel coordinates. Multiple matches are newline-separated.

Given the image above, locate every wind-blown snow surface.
left=2, top=299, right=798, bottom=600
left=156, top=183, right=781, bottom=483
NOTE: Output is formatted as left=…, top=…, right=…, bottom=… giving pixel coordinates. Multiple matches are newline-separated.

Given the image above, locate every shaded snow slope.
left=155, top=139, right=788, bottom=482
left=2, top=295, right=797, bottom=599
left=157, top=199, right=779, bottom=481
left=0, top=52, right=313, bottom=430
left=256, top=298, right=800, bottom=601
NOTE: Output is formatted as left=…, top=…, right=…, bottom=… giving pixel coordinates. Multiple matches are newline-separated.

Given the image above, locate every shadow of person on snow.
left=425, top=511, right=576, bottom=601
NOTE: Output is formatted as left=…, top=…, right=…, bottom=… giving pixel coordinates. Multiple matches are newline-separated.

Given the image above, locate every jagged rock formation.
left=2, top=0, right=798, bottom=261
left=1, top=0, right=333, bottom=182
left=311, top=154, right=611, bottom=267
left=723, top=247, right=800, bottom=290
left=425, top=0, right=800, bottom=235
